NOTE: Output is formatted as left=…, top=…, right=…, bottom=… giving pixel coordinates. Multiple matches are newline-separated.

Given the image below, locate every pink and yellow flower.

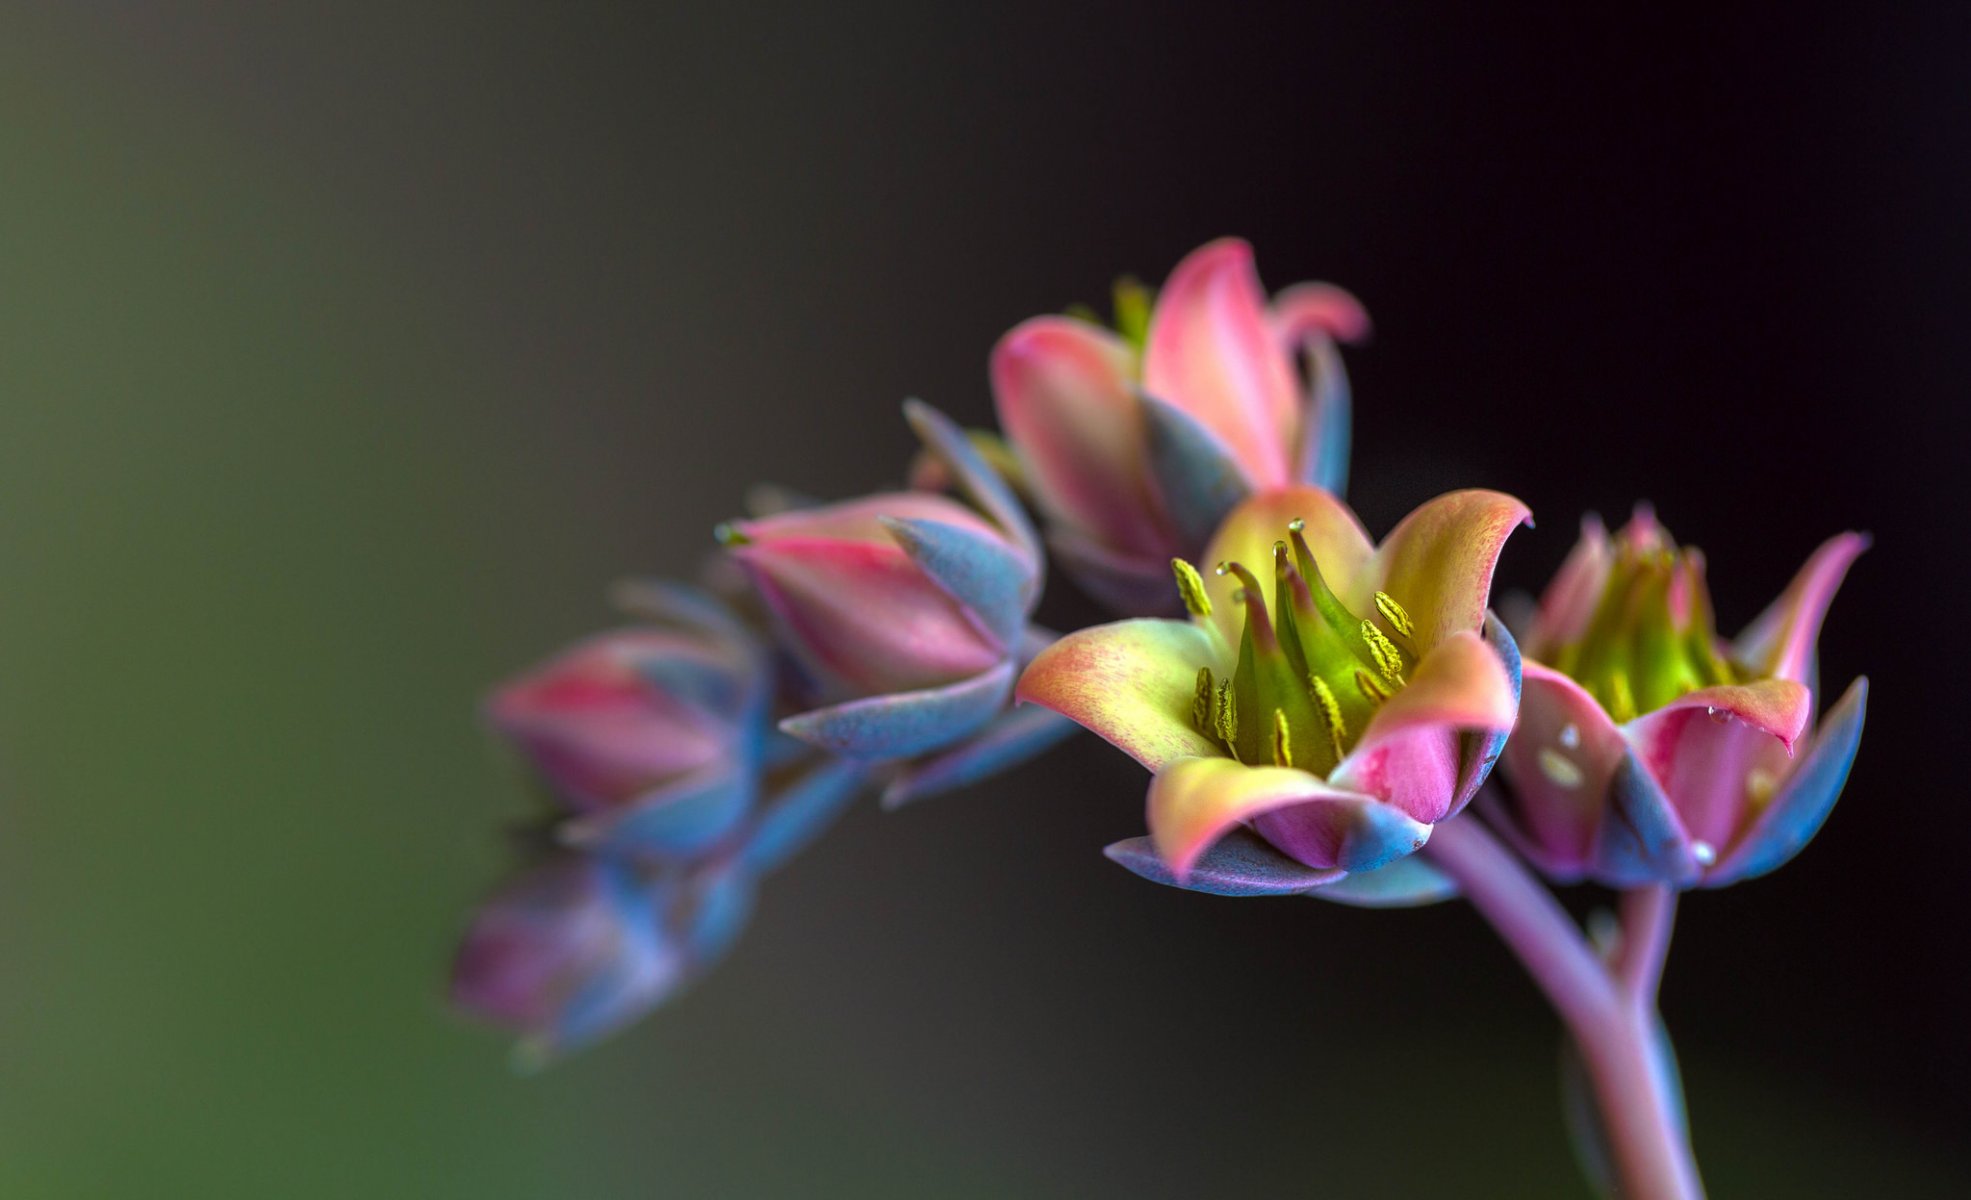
left=1491, top=510, right=1867, bottom=886
left=992, top=238, right=1369, bottom=613
left=1018, top=485, right=1528, bottom=901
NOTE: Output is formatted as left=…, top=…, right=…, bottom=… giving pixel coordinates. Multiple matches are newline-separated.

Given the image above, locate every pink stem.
left=1615, top=885, right=1677, bottom=1006
left=1425, top=820, right=1704, bottom=1199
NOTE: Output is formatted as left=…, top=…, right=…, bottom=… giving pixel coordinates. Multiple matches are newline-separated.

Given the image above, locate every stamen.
left=1308, top=675, right=1347, bottom=763
left=1354, top=669, right=1390, bottom=707
left=1374, top=592, right=1416, bottom=642
left=1192, top=667, right=1216, bottom=733
left=1360, top=621, right=1407, bottom=688
left=1214, top=679, right=1239, bottom=744
left=1171, top=558, right=1213, bottom=619
left=1271, top=709, right=1293, bottom=768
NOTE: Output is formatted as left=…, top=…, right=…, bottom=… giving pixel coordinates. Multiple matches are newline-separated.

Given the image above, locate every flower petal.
left=1199, top=484, right=1374, bottom=649
left=1143, top=238, right=1299, bottom=486
left=779, top=661, right=1015, bottom=760
left=741, top=757, right=873, bottom=875
left=882, top=703, right=1081, bottom=809
left=1622, top=678, right=1811, bottom=854
left=1495, top=659, right=1627, bottom=878
left=731, top=536, right=1002, bottom=695
left=1709, top=676, right=1867, bottom=885
left=990, top=317, right=1167, bottom=557
left=1291, top=332, right=1352, bottom=496
left=1016, top=618, right=1224, bottom=770
left=1365, top=489, right=1532, bottom=653
left=1595, top=748, right=1701, bottom=887
left=1270, top=281, right=1373, bottom=347
left=1455, top=613, right=1525, bottom=810
left=1103, top=828, right=1345, bottom=897
left=1310, top=853, right=1460, bottom=907
left=881, top=515, right=1036, bottom=651
left=1148, top=755, right=1418, bottom=877
left=1528, top=515, right=1613, bottom=658
left=558, top=762, right=757, bottom=859
left=1732, top=531, right=1868, bottom=684
left=1139, top=391, right=1255, bottom=551
left=904, top=399, right=1043, bottom=563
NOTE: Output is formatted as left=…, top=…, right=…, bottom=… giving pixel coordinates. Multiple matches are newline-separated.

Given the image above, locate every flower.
left=1018, top=485, right=1528, bottom=902
left=485, top=584, right=770, bottom=860
left=1490, top=510, right=1868, bottom=887
left=991, top=238, right=1369, bottom=613
left=722, top=401, right=1046, bottom=761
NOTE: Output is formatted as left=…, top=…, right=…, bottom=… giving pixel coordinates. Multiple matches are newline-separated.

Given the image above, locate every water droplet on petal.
left=1558, top=723, right=1580, bottom=749
left=1691, top=840, right=1717, bottom=866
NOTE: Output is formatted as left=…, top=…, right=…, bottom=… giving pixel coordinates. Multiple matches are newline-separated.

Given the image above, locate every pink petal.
left=1365, top=489, right=1533, bottom=653
left=1496, top=661, right=1629, bottom=873
left=992, top=316, right=1171, bottom=557
left=1352, top=630, right=1518, bottom=748
left=1622, top=682, right=1806, bottom=852
left=1529, top=515, right=1612, bottom=658
left=1143, top=238, right=1300, bottom=487
left=1270, top=281, right=1372, bottom=348
left=1198, top=483, right=1375, bottom=649
left=1732, top=531, right=1869, bottom=684
left=735, top=491, right=1000, bottom=546
left=1015, top=618, right=1226, bottom=771
left=1146, top=756, right=1399, bottom=878
left=732, top=538, right=1001, bottom=695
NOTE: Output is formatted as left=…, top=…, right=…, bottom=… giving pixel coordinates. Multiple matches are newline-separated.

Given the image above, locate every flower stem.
left=1424, top=819, right=1704, bottom=1199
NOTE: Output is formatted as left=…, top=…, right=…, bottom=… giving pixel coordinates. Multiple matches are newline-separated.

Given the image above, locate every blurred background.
left=3, top=4, right=1967, bottom=1196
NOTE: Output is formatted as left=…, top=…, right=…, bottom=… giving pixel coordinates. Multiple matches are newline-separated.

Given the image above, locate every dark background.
left=2, top=4, right=1965, bottom=1197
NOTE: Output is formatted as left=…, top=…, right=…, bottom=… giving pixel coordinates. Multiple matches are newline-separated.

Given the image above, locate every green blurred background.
left=2, top=5, right=1967, bottom=1197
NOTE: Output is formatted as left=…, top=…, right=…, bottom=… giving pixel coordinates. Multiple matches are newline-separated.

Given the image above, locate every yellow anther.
left=1192, top=667, right=1216, bottom=733
left=1214, top=679, right=1239, bottom=744
left=1354, top=669, right=1390, bottom=707
left=1172, top=558, right=1213, bottom=619
left=1361, top=621, right=1408, bottom=688
left=1271, top=709, right=1293, bottom=768
left=1746, top=768, right=1779, bottom=810
left=1374, top=591, right=1416, bottom=642
left=1308, top=675, right=1347, bottom=763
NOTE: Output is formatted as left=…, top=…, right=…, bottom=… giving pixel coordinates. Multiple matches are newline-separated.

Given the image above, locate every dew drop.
left=1691, top=840, right=1717, bottom=866
left=1558, top=723, right=1581, bottom=749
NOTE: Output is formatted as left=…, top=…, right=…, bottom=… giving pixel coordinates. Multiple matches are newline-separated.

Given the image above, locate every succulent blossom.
left=722, top=401, right=1047, bottom=762
left=1490, top=510, right=1867, bottom=887
left=992, top=238, right=1369, bottom=613
left=1019, top=485, right=1528, bottom=902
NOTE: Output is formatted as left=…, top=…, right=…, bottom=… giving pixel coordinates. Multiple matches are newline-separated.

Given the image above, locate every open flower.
left=1491, top=510, right=1867, bottom=887
left=723, top=401, right=1045, bottom=761
left=486, top=585, right=770, bottom=860
left=992, top=238, right=1369, bottom=613
left=1019, top=485, right=1528, bottom=902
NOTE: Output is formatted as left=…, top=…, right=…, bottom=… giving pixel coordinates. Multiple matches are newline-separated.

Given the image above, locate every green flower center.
left=1177, top=519, right=1418, bottom=777
left=1066, top=277, right=1154, bottom=357
left=1546, top=535, right=1743, bottom=721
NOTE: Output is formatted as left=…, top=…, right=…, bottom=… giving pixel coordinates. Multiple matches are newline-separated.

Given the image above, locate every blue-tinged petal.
left=633, top=654, right=752, bottom=723
left=1708, top=676, right=1867, bottom=885
left=1294, top=334, right=1352, bottom=497
left=1138, top=391, right=1255, bottom=551
left=610, top=578, right=757, bottom=646
left=1309, top=853, right=1460, bottom=907
left=683, top=868, right=757, bottom=967
left=904, top=399, right=1041, bottom=563
left=780, top=661, right=1015, bottom=760
left=1454, top=613, right=1523, bottom=810
left=741, top=757, right=873, bottom=874
left=882, top=704, right=1080, bottom=809
left=558, top=764, right=756, bottom=859
left=1103, top=829, right=1345, bottom=897
left=881, top=515, right=1035, bottom=651
left=519, top=865, right=683, bottom=1065
left=1594, top=749, right=1701, bottom=887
